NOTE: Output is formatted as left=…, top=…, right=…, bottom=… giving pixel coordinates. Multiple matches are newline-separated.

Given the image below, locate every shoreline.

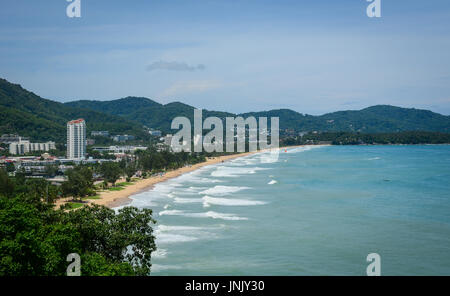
left=58, top=145, right=313, bottom=209
left=99, top=151, right=257, bottom=208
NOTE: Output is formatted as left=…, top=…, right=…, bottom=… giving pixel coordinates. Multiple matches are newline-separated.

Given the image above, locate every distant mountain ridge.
left=67, top=98, right=450, bottom=134
left=66, top=97, right=234, bottom=133
left=241, top=105, right=450, bottom=133
left=1, top=77, right=449, bottom=144
left=0, top=79, right=149, bottom=142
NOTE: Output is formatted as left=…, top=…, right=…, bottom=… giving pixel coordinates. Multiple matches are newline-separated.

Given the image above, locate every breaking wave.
left=202, top=196, right=266, bottom=208
left=199, top=185, right=250, bottom=196
left=158, top=210, right=248, bottom=221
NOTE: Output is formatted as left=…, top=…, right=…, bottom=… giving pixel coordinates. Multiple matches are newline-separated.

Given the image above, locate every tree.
left=0, top=173, right=157, bottom=276
left=139, top=154, right=153, bottom=172
left=151, top=153, right=167, bottom=171
left=44, top=164, right=59, bottom=177
left=0, top=169, right=15, bottom=198
left=5, top=162, right=15, bottom=173
left=81, top=252, right=135, bottom=276
left=62, top=166, right=94, bottom=201
left=99, top=162, right=122, bottom=187
left=62, top=205, right=156, bottom=275
left=124, top=161, right=137, bottom=182
left=0, top=194, right=80, bottom=275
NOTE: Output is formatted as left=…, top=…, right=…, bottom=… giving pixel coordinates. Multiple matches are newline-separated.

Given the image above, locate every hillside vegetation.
left=0, top=79, right=148, bottom=142
left=67, top=98, right=450, bottom=134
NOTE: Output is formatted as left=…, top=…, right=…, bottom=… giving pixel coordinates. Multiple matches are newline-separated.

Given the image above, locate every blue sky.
left=1, top=0, right=450, bottom=115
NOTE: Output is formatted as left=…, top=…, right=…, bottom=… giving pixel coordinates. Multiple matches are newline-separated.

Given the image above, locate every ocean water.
left=122, top=145, right=450, bottom=275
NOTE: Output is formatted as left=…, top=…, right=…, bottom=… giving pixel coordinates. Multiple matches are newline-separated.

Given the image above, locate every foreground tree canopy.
left=0, top=169, right=156, bottom=276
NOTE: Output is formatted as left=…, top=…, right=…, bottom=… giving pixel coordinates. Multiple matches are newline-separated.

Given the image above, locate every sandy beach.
left=55, top=145, right=314, bottom=209
left=97, top=152, right=257, bottom=208
left=56, top=150, right=259, bottom=209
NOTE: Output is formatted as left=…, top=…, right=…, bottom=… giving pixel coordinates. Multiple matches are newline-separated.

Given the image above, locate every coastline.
left=55, top=145, right=322, bottom=210
left=97, top=151, right=257, bottom=208
left=60, top=145, right=310, bottom=209
left=57, top=150, right=263, bottom=209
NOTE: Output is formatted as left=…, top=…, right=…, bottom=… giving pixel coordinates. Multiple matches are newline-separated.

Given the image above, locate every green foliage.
left=242, top=105, right=450, bottom=133
left=137, top=150, right=205, bottom=173
left=0, top=172, right=157, bottom=276
left=44, top=164, right=59, bottom=177
left=99, top=162, right=122, bottom=186
left=62, top=205, right=156, bottom=276
left=81, top=252, right=135, bottom=276
left=7, top=175, right=60, bottom=204
left=87, top=148, right=116, bottom=160
left=62, top=166, right=94, bottom=200
left=107, top=187, right=124, bottom=191
left=82, top=195, right=101, bottom=200
left=0, top=78, right=150, bottom=142
left=66, top=97, right=450, bottom=133
left=67, top=202, right=85, bottom=209
left=66, top=97, right=234, bottom=133
left=0, top=169, right=15, bottom=198
left=124, top=160, right=137, bottom=182
left=0, top=194, right=80, bottom=275
left=2, top=78, right=449, bottom=144
left=282, top=131, right=450, bottom=146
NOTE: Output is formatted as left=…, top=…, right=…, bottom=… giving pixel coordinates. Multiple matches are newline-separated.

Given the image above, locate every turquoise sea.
left=121, top=145, right=450, bottom=275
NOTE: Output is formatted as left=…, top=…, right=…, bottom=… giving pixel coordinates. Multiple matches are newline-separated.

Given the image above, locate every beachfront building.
left=163, top=134, right=173, bottom=146
left=92, top=145, right=147, bottom=154
left=149, top=130, right=162, bottom=136
left=91, top=131, right=109, bottom=137
left=0, top=134, right=29, bottom=144
left=67, top=119, right=86, bottom=160
left=112, top=134, right=135, bottom=142
left=9, top=140, right=56, bottom=155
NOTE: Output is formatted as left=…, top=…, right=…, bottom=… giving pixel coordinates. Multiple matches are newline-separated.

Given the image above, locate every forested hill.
left=241, top=105, right=450, bottom=133
left=66, top=98, right=234, bottom=133
left=0, top=78, right=148, bottom=142
left=1, top=77, right=449, bottom=142
left=67, top=98, right=450, bottom=134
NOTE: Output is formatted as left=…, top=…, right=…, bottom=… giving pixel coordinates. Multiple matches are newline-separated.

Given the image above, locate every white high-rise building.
left=67, top=119, right=86, bottom=159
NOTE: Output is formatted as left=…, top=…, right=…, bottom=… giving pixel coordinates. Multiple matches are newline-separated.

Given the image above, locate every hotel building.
left=9, top=140, right=56, bottom=155
left=67, top=119, right=86, bottom=159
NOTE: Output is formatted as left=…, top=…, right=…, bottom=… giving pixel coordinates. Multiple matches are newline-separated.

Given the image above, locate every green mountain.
left=2, top=77, right=449, bottom=143
left=0, top=78, right=148, bottom=142
left=67, top=98, right=234, bottom=133
left=67, top=99, right=450, bottom=134
left=241, top=105, right=450, bottom=133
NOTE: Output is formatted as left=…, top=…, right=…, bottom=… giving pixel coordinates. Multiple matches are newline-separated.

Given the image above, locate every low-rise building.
left=156, top=142, right=169, bottom=152
left=149, top=130, right=162, bottom=136
left=93, top=145, right=147, bottom=154
left=91, top=131, right=109, bottom=137
left=163, top=134, right=173, bottom=146
left=0, top=134, right=29, bottom=144
left=9, top=140, right=56, bottom=155
left=112, top=135, right=135, bottom=142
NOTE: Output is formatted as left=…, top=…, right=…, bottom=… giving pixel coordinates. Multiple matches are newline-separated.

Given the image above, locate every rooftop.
left=67, top=119, right=85, bottom=124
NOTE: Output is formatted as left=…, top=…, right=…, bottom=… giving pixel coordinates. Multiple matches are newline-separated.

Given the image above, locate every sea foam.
left=154, top=225, right=215, bottom=245
left=174, top=197, right=203, bottom=204
left=158, top=210, right=248, bottom=221
left=211, top=166, right=269, bottom=177
left=199, top=185, right=250, bottom=196
left=202, top=196, right=266, bottom=207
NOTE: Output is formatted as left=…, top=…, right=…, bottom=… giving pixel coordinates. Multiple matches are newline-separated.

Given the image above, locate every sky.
left=0, top=0, right=450, bottom=115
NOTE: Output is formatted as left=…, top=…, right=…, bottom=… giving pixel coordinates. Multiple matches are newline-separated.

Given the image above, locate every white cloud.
left=147, top=60, right=205, bottom=72
left=159, top=80, right=222, bottom=98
